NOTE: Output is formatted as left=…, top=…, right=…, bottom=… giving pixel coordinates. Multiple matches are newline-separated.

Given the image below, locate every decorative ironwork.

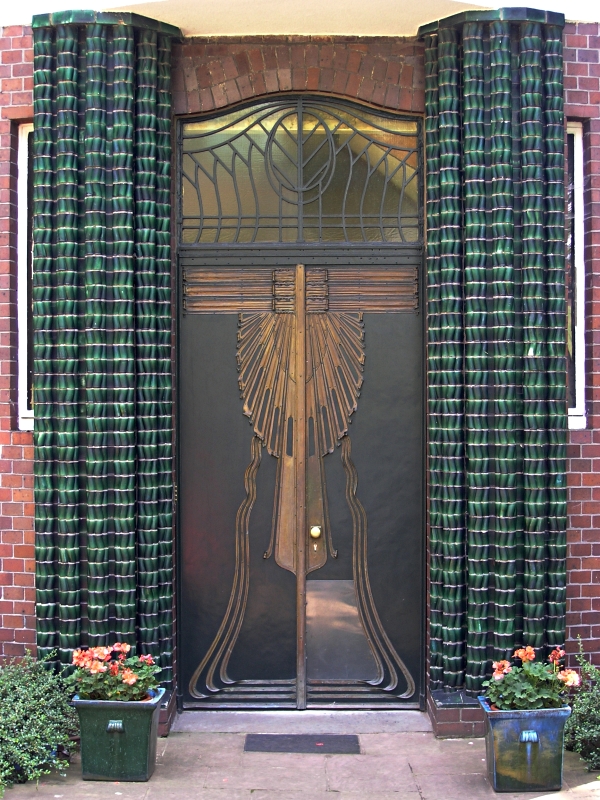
left=182, top=265, right=419, bottom=313
left=188, top=265, right=416, bottom=702
left=180, top=98, right=421, bottom=245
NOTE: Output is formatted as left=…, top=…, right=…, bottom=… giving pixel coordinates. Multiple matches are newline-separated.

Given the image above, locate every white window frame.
left=17, top=123, right=33, bottom=431
left=567, top=120, right=586, bottom=430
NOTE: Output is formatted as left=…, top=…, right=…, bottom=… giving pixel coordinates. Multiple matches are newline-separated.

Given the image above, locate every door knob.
left=310, top=525, right=322, bottom=539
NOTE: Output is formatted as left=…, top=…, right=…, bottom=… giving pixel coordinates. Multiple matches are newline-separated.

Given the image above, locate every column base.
left=427, top=690, right=486, bottom=738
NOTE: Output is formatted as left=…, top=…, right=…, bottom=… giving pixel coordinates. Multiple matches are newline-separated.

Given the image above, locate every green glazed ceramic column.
left=424, top=31, right=444, bottom=690
left=419, top=8, right=567, bottom=694
left=32, top=23, right=58, bottom=658
left=155, top=37, right=174, bottom=676
left=543, top=25, right=568, bottom=650
left=84, top=23, right=111, bottom=648
left=134, top=27, right=161, bottom=662
left=111, top=24, right=137, bottom=647
left=54, top=24, right=82, bottom=662
left=437, top=25, right=466, bottom=689
left=489, top=19, right=520, bottom=662
left=462, top=21, right=490, bottom=690
left=32, top=12, right=180, bottom=681
left=520, top=21, right=548, bottom=650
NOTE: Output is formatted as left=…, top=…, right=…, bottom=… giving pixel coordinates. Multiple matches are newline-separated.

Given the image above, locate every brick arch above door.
left=171, top=38, right=425, bottom=116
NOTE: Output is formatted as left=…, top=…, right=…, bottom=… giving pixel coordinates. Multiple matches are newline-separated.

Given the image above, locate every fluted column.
left=32, top=11, right=180, bottom=682
left=419, top=7, right=567, bottom=693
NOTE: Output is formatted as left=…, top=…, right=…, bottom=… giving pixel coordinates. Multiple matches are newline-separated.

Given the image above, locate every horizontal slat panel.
left=328, top=267, right=418, bottom=311
left=183, top=264, right=419, bottom=314
left=183, top=268, right=273, bottom=312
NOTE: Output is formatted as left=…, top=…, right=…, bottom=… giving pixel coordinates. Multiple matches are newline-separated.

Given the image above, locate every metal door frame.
left=174, top=95, right=427, bottom=711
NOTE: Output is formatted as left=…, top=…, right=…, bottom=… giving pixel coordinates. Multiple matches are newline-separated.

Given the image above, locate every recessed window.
left=17, top=123, right=33, bottom=431
left=566, top=121, right=585, bottom=430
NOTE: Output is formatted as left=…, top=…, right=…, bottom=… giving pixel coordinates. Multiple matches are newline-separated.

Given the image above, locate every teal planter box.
left=73, top=687, right=164, bottom=781
left=478, top=697, right=571, bottom=793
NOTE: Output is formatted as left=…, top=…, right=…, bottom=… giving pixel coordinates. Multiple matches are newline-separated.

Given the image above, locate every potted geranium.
left=478, top=646, right=580, bottom=793
left=67, top=643, right=164, bottom=782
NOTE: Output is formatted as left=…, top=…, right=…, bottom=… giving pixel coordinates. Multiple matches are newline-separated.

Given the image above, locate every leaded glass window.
left=180, top=98, right=421, bottom=245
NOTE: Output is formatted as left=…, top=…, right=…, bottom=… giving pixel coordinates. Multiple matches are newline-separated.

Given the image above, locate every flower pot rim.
left=477, top=695, right=571, bottom=718
left=72, top=686, right=165, bottom=708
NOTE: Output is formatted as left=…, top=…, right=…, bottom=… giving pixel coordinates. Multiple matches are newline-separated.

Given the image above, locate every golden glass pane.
left=181, top=100, right=421, bottom=244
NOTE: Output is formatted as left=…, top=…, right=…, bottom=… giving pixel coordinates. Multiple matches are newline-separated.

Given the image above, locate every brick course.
left=171, top=37, right=425, bottom=115
left=0, top=24, right=34, bottom=660
left=1, top=24, right=600, bottom=684
left=564, top=22, right=600, bottom=666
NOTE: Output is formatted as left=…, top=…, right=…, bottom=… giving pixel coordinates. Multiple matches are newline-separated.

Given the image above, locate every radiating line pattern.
left=422, top=12, right=566, bottom=692
left=237, top=311, right=365, bottom=458
left=32, top=17, right=177, bottom=683
left=181, top=99, right=421, bottom=244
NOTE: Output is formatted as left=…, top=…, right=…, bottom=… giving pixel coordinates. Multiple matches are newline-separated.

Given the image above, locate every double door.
left=178, top=248, right=423, bottom=708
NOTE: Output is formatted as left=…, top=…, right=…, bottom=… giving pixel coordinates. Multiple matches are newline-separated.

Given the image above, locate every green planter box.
left=73, top=687, right=165, bottom=781
left=478, top=696, right=571, bottom=793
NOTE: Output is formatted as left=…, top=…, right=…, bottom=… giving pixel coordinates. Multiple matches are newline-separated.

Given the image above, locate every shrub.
left=565, top=642, right=600, bottom=770
left=0, top=652, right=79, bottom=796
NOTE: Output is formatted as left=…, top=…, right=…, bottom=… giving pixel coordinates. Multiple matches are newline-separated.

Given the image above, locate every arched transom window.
left=180, top=98, right=422, bottom=245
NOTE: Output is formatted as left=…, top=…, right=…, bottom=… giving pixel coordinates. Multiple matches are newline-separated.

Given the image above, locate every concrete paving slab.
left=326, top=753, right=416, bottom=793
left=204, top=752, right=328, bottom=792
left=146, top=789, right=251, bottom=800
left=250, top=793, right=421, bottom=800
left=407, top=736, right=489, bottom=774
left=172, top=709, right=431, bottom=733
left=5, top=722, right=600, bottom=800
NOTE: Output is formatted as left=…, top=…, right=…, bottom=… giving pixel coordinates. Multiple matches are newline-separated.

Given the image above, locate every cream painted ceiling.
left=105, top=0, right=482, bottom=37
left=1, top=0, right=596, bottom=35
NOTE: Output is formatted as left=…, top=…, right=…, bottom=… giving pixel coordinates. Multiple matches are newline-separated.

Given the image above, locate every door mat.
left=244, top=733, right=360, bottom=754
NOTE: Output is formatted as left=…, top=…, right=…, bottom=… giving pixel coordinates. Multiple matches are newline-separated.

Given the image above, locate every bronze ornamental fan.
left=185, top=262, right=418, bottom=700
left=239, top=268, right=365, bottom=574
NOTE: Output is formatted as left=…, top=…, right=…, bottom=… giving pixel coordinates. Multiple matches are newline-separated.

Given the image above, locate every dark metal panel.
left=178, top=304, right=424, bottom=707
left=306, top=580, right=379, bottom=680
left=178, top=314, right=297, bottom=702
left=349, top=312, right=424, bottom=692
left=179, top=244, right=423, bottom=266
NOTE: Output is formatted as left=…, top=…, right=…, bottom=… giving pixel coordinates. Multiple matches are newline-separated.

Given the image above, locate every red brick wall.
left=564, top=22, right=600, bottom=665
left=1, top=25, right=599, bottom=671
left=171, top=37, right=425, bottom=115
left=0, top=24, right=35, bottom=660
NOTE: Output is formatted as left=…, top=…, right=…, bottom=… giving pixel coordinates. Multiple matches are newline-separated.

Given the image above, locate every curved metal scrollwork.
left=181, top=98, right=421, bottom=244
left=265, top=110, right=337, bottom=205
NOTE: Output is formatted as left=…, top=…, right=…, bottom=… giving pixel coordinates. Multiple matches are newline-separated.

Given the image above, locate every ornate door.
left=178, top=99, right=423, bottom=708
